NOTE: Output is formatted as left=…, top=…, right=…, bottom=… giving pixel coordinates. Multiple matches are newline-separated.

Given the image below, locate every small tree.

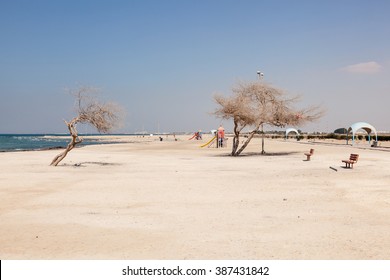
left=214, top=81, right=323, bottom=156
left=50, top=86, right=124, bottom=166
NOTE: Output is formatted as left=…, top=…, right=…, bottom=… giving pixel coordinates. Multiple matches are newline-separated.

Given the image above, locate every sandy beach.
left=0, top=135, right=389, bottom=260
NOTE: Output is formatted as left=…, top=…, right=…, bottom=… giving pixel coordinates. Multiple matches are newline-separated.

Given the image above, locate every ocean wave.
left=0, top=134, right=127, bottom=152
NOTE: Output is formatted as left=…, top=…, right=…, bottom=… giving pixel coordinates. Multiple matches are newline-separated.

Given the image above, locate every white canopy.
left=285, top=128, right=300, bottom=139
left=347, top=122, right=378, bottom=144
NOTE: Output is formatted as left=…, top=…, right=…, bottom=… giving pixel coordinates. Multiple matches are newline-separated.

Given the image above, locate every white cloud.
left=340, top=61, right=383, bottom=74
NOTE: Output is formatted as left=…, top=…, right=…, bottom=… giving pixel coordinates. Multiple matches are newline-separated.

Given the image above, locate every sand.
left=0, top=135, right=389, bottom=260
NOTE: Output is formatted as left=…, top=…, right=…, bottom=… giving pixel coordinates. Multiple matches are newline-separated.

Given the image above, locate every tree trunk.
left=235, top=127, right=259, bottom=156
left=231, top=120, right=241, bottom=156
left=261, top=123, right=266, bottom=154
left=50, top=119, right=82, bottom=166
left=231, top=135, right=239, bottom=156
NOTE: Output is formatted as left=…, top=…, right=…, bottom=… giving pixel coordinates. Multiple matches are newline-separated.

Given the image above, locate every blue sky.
left=1, top=0, right=389, bottom=133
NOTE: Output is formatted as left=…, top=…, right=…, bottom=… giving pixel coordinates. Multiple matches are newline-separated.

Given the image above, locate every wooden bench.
left=304, top=149, right=314, bottom=161
left=342, top=154, right=359, bottom=168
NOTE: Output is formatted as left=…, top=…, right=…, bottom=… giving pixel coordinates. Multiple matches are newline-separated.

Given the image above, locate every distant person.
left=197, top=130, right=203, bottom=140
left=217, top=125, right=225, bottom=147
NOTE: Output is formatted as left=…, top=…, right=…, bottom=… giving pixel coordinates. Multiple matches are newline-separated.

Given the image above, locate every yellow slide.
left=200, top=136, right=217, bottom=148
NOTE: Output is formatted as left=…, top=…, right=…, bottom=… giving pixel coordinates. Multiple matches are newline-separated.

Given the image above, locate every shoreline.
left=2, top=133, right=390, bottom=153
left=0, top=134, right=159, bottom=153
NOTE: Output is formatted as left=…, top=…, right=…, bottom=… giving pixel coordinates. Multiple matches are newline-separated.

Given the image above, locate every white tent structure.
left=347, top=122, right=378, bottom=144
left=285, top=128, right=300, bottom=140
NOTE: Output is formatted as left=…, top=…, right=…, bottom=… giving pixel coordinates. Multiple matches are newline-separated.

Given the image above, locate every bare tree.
left=50, top=86, right=124, bottom=166
left=214, top=81, right=323, bottom=156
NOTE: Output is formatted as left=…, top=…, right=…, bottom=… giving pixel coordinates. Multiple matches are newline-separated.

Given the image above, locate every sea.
left=0, top=134, right=125, bottom=152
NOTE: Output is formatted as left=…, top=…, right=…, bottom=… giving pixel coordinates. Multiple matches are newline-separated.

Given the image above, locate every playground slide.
left=200, top=136, right=217, bottom=148
left=188, top=134, right=196, bottom=140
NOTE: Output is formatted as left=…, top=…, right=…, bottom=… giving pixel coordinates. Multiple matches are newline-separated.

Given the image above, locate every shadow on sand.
left=215, top=151, right=299, bottom=157
left=62, top=161, right=121, bottom=167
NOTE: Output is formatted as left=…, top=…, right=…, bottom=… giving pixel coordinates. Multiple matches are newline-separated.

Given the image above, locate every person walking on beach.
left=217, top=125, right=225, bottom=147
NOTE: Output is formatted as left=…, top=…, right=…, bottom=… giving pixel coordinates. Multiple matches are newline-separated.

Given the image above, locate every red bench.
left=342, top=154, right=359, bottom=169
left=304, top=149, right=314, bottom=161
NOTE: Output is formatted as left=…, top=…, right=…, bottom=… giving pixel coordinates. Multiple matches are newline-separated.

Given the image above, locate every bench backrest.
left=350, top=154, right=359, bottom=162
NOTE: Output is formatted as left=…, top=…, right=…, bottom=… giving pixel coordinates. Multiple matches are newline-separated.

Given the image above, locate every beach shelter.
left=285, top=128, right=300, bottom=140
left=347, top=122, right=378, bottom=144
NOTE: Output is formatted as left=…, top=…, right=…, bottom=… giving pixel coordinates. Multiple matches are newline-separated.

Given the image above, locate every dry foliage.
left=50, top=86, right=124, bottom=166
left=214, top=81, right=324, bottom=156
